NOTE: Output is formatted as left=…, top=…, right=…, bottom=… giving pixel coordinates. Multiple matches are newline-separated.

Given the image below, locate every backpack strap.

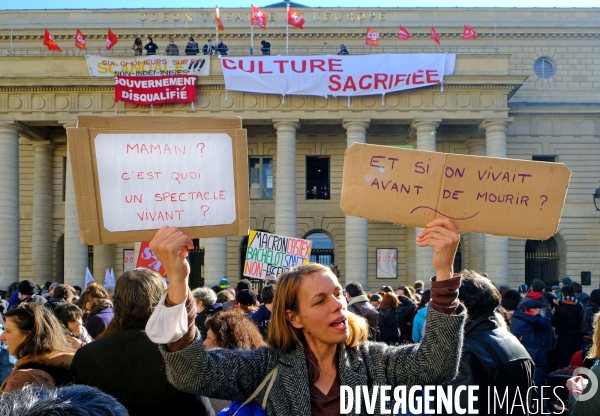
left=232, top=365, right=279, bottom=415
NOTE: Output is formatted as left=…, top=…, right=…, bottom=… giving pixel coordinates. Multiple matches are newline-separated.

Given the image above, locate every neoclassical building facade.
left=0, top=5, right=599, bottom=291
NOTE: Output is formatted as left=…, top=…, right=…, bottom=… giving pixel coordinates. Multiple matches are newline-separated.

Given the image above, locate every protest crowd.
left=0, top=218, right=596, bottom=415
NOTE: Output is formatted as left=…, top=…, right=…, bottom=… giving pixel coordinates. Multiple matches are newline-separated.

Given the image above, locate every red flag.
left=106, top=28, right=118, bottom=50
left=216, top=8, right=224, bottom=34
left=398, top=25, right=410, bottom=41
left=136, top=242, right=167, bottom=277
left=365, top=26, right=380, bottom=47
left=43, top=29, right=62, bottom=52
left=287, top=6, right=305, bottom=29
left=463, top=25, right=477, bottom=40
left=75, top=29, right=86, bottom=50
left=251, top=5, right=268, bottom=30
left=430, top=26, right=441, bottom=45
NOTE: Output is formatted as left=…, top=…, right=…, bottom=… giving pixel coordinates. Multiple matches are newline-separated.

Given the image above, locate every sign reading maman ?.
left=340, top=144, right=571, bottom=240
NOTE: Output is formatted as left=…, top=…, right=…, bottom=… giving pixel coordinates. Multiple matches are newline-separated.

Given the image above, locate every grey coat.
left=160, top=305, right=466, bottom=416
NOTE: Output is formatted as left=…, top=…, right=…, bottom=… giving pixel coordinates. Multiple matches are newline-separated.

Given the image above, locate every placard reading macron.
left=95, top=133, right=236, bottom=232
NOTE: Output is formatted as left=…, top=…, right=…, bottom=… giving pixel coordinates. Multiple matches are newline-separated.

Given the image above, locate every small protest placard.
left=243, top=230, right=313, bottom=279
left=68, top=116, right=249, bottom=245
left=341, top=144, right=572, bottom=240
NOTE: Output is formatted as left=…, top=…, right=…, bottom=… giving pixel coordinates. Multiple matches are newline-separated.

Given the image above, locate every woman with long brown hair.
left=147, top=218, right=465, bottom=415
left=378, top=293, right=401, bottom=345
left=0, top=303, right=73, bottom=392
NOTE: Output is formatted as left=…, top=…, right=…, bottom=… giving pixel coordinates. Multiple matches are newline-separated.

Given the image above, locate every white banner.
left=86, top=55, right=211, bottom=77
left=221, top=53, right=455, bottom=97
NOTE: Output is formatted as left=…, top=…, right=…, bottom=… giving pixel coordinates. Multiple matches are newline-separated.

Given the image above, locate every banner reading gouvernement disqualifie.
left=222, top=53, right=455, bottom=97
left=86, top=55, right=210, bottom=77
left=244, top=230, right=312, bottom=279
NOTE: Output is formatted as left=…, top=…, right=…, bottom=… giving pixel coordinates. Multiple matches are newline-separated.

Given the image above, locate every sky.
left=1, top=0, right=599, bottom=10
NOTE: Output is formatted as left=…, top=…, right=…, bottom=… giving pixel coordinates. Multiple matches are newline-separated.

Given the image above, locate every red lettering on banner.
left=329, top=75, right=341, bottom=91
left=258, top=61, right=273, bottom=74
left=426, top=70, right=440, bottom=83
left=328, top=59, right=343, bottom=72
left=222, top=58, right=236, bottom=70
left=359, top=75, right=372, bottom=89
left=274, top=60, right=289, bottom=72
left=310, top=59, right=326, bottom=73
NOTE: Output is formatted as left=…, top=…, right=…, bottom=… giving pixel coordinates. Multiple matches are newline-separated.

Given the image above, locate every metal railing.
left=2, top=45, right=499, bottom=57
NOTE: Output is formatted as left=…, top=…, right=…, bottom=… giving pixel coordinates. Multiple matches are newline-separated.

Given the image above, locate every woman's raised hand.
left=416, top=218, right=460, bottom=281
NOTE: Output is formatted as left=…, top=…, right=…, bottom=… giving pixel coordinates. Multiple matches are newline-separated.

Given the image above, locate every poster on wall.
left=243, top=230, right=312, bottom=279
left=123, top=249, right=135, bottom=271
left=376, top=248, right=397, bottom=279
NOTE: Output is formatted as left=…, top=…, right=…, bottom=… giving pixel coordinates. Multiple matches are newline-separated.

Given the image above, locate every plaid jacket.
left=160, top=305, right=466, bottom=416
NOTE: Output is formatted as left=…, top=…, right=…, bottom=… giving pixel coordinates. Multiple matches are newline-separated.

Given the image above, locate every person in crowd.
left=54, top=303, right=92, bottom=350
left=249, top=285, right=273, bottom=339
left=571, top=281, right=589, bottom=304
left=165, top=37, right=179, bottom=56
left=501, top=289, right=522, bottom=314
left=6, top=284, right=20, bottom=309
left=370, top=293, right=382, bottom=310
left=216, top=290, right=234, bottom=305
left=552, top=284, right=584, bottom=369
left=82, top=284, right=113, bottom=339
left=223, top=279, right=252, bottom=311
left=337, top=44, right=349, bottom=55
left=581, top=288, right=600, bottom=348
left=132, top=37, right=143, bottom=56
left=144, top=36, right=158, bottom=55
left=45, top=284, right=75, bottom=312
left=345, top=281, right=379, bottom=341
left=68, top=268, right=210, bottom=416
left=216, top=38, right=228, bottom=55
left=567, top=312, right=600, bottom=415
left=73, top=286, right=83, bottom=297
left=378, top=293, right=401, bottom=345
left=219, top=277, right=230, bottom=289
left=193, top=287, right=222, bottom=340
left=185, top=37, right=200, bottom=55
left=145, top=218, right=465, bottom=415
left=442, top=271, right=534, bottom=415
left=211, top=285, right=223, bottom=294
left=0, top=303, right=74, bottom=392
left=260, top=39, right=271, bottom=55
left=510, top=298, right=553, bottom=388
left=522, top=279, right=553, bottom=319
left=395, top=290, right=418, bottom=343
left=13, top=280, right=47, bottom=307
left=202, top=39, right=214, bottom=55
left=380, top=285, right=393, bottom=295
left=397, top=285, right=418, bottom=302
left=0, top=384, right=128, bottom=415
left=203, top=310, right=267, bottom=414
left=413, top=280, right=424, bottom=296
left=236, top=289, right=258, bottom=314
left=549, top=350, right=587, bottom=377
left=412, top=289, right=431, bottom=343
left=557, top=276, right=572, bottom=299
left=44, top=283, right=60, bottom=302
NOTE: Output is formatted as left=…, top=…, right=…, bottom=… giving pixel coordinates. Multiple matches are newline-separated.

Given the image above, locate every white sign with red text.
left=86, top=55, right=210, bottom=77
left=94, top=133, right=236, bottom=232
left=221, top=53, right=455, bottom=97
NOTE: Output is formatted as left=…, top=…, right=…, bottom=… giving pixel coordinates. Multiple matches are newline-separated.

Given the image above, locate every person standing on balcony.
left=144, top=37, right=158, bottom=56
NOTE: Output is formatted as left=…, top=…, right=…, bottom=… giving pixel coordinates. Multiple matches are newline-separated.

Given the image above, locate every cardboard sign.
left=243, top=230, right=313, bottom=279
left=68, top=116, right=249, bottom=245
left=341, top=144, right=572, bottom=240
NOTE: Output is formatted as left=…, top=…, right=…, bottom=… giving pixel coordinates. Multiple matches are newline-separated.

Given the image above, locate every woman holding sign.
left=146, top=218, right=465, bottom=415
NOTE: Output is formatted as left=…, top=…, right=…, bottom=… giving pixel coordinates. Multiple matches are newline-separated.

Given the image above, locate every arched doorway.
left=305, top=231, right=335, bottom=267
left=188, top=239, right=205, bottom=288
left=525, top=237, right=559, bottom=286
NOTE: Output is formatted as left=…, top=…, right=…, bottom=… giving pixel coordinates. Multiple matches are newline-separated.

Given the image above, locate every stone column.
left=273, top=120, right=299, bottom=237
left=93, top=244, right=115, bottom=286
left=64, top=126, right=88, bottom=288
left=31, top=141, right=55, bottom=283
left=0, top=124, right=21, bottom=285
left=343, top=120, right=370, bottom=289
left=481, top=120, right=510, bottom=285
left=203, top=237, right=227, bottom=288
left=411, top=120, right=441, bottom=281
left=466, top=139, right=486, bottom=272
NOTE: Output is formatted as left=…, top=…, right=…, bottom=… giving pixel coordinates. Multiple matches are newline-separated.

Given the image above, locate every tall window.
left=306, top=156, right=330, bottom=200
left=306, top=232, right=334, bottom=267
left=249, top=157, right=273, bottom=200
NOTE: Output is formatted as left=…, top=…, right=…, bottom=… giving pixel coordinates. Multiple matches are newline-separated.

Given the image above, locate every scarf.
left=526, top=292, right=543, bottom=300
left=560, top=295, right=579, bottom=306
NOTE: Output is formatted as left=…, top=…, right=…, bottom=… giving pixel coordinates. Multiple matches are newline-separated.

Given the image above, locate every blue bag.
left=217, top=365, right=278, bottom=416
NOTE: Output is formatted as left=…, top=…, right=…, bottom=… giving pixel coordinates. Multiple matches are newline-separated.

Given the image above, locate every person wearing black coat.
left=345, top=282, right=379, bottom=341
left=442, top=271, right=534, bottom=416
left=552, top=284, right=584, bottom=369
left=144, top=37, right=158, bottom=56
left=260, top=40, right=271, bottom=55
left=68, top=269, right=209, bottom=416
left=249, top=285, right=273, bottom=339
left=215, top=39, right=228, bottom=55
left=195, top=302, right=223, bottom=340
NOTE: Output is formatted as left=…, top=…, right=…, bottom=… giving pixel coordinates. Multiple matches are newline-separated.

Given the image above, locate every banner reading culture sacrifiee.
left=244, top=230, right=312, bottom=279
left=221, top=53, right=455, bottom=97
left=86, top=55, right=211, bottom=77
